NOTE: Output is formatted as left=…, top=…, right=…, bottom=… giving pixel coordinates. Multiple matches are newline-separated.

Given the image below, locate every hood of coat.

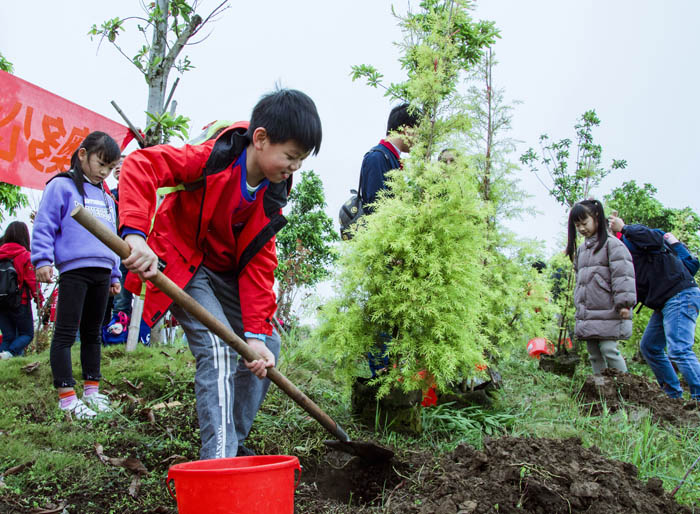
left=0, top=242, right=28, bottom=261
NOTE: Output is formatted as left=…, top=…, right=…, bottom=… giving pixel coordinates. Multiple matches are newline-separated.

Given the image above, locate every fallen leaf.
left=95, top=443, right=149, bottom=475
left=29, top=501, right=66, bottom=514
left=2, top=460, right=34, bottom=477
left=160, top=351, right=174, bottom=360
left=109, top=457, right=149, bottom=476
left=95, top=443, right=109, bottom=464
left=21, top=362, right=41, bottom=374
left=141, top=408, right=156, bottom=424
left=151, top=401, right=182, bottom=410
left=128, top=475, right=141, bottom=498
left=160, top=454, right=188, bottom=466
left=118, top=393, right=143, bottom=406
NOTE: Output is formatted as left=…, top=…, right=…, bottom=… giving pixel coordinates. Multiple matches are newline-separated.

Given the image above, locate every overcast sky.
left=1, top=1, right=698, bottom=255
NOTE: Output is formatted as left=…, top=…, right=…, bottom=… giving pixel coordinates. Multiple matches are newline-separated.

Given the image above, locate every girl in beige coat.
left=566, top=200, right=637, bottom=374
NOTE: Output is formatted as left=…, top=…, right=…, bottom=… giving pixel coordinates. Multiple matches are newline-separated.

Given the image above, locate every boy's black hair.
left=68, top=131, right=121, bottom=195
left=247, top=89, right=322, bottom=155
left=0, top=221, right=30, bottom=251
left=566, top=199, right=608, bottom=261
left=386, top=103, right=420, bottom=135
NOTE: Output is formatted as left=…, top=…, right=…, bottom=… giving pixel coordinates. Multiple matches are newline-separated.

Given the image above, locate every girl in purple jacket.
left=32, top=131, right=122, bottom=419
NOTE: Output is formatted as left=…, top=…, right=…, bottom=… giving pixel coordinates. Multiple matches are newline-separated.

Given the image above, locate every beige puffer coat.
left=573, top=234, right=637, bottom=340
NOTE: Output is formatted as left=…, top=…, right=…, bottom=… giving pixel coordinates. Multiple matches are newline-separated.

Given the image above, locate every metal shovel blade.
left=323, top=439, right=394, bottom=463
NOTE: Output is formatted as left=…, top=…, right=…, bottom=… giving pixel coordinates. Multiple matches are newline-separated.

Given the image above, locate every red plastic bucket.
left=166, top=455, right=301, bottom=514
left=526, top=337, right=555, bottom=359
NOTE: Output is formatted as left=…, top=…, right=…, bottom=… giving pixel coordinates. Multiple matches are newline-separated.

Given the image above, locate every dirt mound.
left=297, top=436, right=693, bottom=513
left=578, top=369, right=700, bottom=426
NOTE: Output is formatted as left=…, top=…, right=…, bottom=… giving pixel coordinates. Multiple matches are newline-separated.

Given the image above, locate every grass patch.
left=0, top=332, right=697, bottom=511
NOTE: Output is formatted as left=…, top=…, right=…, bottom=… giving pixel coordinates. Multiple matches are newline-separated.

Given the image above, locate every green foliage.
left=547, top=251, right=576, bottom=347
left=317, top=158, right=491, bottom=396
left=0, top=183, right=29, bottom=223
left=144, top=110, right=190, bottom=144
left=351, top=1, right=498, bottom=135
left=325, top=2, right=548, bottom=400
left=520, top=110, right=627, bottom=207
left=275, top=170, right=338, bottom=323
left=479, top=244, right=556, bottom=358
left=0, top=53, right=29, bottom=220
left=89, top=1, right=228, bottom=146
left=87, top=2, right=205, bottom=78
left=605, top=180, right=700, bottom=254
left=0, top=51, right=14, bottom=73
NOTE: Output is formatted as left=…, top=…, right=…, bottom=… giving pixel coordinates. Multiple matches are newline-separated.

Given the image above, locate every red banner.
left=0, top=71, right=134, bottom=190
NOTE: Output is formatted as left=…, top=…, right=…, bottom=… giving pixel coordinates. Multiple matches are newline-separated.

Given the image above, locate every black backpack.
left=338, top=148, right=391, bottom=241
left=338, top=178, right=364, bottom=241
left=0, top=258, right=21, bottom=310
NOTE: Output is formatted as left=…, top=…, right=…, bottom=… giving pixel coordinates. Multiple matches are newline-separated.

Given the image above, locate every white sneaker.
left=82, top=392, right=112, bottom=413
left=0, top=351, right=12, bottom=360
left=61, top=398, right=97, bottom=419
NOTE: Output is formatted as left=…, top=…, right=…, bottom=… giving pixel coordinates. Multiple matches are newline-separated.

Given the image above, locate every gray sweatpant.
left=586, top=339, right=627, bottom=374
left=170, top=266, right=281, bottom=460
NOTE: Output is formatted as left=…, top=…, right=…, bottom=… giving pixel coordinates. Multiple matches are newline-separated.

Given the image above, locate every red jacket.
left=119, top=123, right=290, bottom=335
left=0, top=242, right=40, bottom=305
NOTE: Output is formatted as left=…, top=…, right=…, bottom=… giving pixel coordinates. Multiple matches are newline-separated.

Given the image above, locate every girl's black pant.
left=50, top=267, right=111, bottom=388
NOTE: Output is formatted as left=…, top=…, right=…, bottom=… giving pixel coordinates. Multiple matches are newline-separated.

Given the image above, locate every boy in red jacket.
left=118, top=89, right=322, bottom=459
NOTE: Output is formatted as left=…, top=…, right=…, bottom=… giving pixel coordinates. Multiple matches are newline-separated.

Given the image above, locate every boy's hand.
left=123, top=234, right=159, bottom=280
left=664, top=232, right=679, bottom=245
left=244, top=338, right=276, bottom=379
left=620, top=308, right=631, bottom=319
left=36, top=266, right=53, bottom=283
left=608, top=215, right=625, bottom=233
left=110, top=282, right=121, bottom=296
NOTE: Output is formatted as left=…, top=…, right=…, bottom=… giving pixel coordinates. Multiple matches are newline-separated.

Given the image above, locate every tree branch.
left=161, top=14, right=203, bottom=75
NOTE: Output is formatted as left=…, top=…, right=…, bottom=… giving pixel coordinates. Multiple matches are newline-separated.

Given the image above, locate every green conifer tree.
left=316, top=1, right=500, bottom=396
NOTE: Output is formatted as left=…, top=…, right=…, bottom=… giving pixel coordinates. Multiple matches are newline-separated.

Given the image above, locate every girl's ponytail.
left=565, top=208, right=578, bottom=262
left=589, top=199, right=608, bottom=253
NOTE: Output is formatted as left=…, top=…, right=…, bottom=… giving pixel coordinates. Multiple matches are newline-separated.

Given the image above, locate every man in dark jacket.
left=359, top=103, right=419, bottom=214
left=609, top=215, right=700, bottom=400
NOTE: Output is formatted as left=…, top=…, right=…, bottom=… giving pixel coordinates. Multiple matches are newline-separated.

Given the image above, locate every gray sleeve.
left=608, top=238, right=637, bottom=310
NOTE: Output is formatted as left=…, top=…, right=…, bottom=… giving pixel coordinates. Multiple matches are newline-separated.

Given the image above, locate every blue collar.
left=236, top=148, right=269, bottom=202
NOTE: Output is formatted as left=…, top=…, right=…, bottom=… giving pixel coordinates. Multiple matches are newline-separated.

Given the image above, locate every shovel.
left=71, top=206, right=393, bottom=464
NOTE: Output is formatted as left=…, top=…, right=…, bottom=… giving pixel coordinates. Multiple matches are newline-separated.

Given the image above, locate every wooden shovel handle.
left=71, top=205, right=349, bottom=443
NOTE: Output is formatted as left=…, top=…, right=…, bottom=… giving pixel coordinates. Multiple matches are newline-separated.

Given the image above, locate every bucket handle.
left=166, top=477, right=176, bottom=501
left=294, top=463, right=303, bottom=489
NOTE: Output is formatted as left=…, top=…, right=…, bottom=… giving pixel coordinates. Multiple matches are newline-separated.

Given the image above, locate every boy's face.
left=256, top=138, right=310, bottom=183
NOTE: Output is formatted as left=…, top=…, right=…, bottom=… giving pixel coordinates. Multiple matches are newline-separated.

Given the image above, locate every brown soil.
left=296, top=436, right=694, bottom=513
left=578, top=368, right=700, bottom=427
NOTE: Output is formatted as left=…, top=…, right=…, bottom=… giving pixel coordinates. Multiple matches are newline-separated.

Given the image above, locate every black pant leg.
left=50, top=270, right=89, bottom=388
left=79, top=269, right=111, bottom=382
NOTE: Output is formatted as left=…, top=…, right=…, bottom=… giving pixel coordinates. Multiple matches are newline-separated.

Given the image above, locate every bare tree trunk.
left=144, top=0, right=169, bottom=146
left=483, top=48, right=493, bottom=209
